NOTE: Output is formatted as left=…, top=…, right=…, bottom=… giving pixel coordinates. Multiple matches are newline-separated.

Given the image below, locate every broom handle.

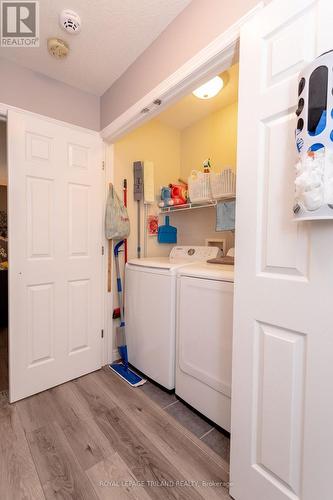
left=107, top=183, right=113, bottom=293
left=137, top=200, right=141, bottom=258
left=114, top=240, right=125, bottom=324
left=123, top=179, right=128, bottom=264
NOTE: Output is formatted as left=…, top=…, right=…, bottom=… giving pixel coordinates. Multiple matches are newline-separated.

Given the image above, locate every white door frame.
left=103, top=142, right=115, bottom=364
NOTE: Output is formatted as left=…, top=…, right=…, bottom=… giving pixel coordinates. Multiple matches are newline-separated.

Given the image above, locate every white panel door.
left=230, top=1, right=333, bottom=500
left=8, top=109, right=103, bottom=402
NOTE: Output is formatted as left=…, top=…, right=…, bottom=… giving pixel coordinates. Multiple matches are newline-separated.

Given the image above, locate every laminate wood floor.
left=0, top=367, right=232, bottom=499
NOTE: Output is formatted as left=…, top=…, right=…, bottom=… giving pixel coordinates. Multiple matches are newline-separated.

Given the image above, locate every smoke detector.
left=47, top=38, right=69, bottom=59
left=59, top=9, right=81, bottom=34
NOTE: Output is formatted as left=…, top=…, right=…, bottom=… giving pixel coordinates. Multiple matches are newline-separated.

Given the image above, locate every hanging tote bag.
left=105, top=184, right=130, bottom=240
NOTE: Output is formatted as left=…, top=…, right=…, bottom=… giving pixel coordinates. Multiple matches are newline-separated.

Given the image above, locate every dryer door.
left=177, top=276, right=234, bottom=397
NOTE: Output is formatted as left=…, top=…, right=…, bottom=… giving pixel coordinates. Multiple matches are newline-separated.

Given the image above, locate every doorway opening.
left=0, top=119, right=8, bottom=393
left=109, top=58, right=239, bottom=466
left=112, top=61, right=238, bottom=257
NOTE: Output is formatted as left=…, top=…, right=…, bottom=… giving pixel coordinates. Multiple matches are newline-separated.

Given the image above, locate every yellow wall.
left=113, top=97, right=238, bottom=263
left=111, top=96, right=237, bottom=352
left=113, top=119, right=181, bottom=259
left=180, top=100, right=238, bottom=179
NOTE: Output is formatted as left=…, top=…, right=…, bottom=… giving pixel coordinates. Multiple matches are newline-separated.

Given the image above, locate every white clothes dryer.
left=176, top=262, right=234, bottom=431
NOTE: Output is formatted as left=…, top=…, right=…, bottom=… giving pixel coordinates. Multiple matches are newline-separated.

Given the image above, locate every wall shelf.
left=159, top=196, right=235, bottom=214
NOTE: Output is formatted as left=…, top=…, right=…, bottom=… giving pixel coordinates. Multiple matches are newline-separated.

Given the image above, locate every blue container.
left=158, top=216, right=177, bottom=244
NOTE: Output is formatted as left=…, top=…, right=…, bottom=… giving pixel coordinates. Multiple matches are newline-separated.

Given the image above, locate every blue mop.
left=109, top=240, right=146, bottom=387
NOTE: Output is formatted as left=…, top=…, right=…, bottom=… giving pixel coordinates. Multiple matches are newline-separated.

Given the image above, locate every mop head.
left=109, top=362, right=146, bottom=387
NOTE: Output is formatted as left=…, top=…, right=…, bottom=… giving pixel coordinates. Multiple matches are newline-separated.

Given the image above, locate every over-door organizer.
left=294, top=50, right=333, bottom=220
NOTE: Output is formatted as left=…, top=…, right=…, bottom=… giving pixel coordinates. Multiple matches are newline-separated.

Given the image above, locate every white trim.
left=104, top=144, right=115, bottom=364
left=101, top=141, right=108, bottom=366
left=100, top=2, right=264, bottom=142
left=112, top=348, right=120, bottom=362
left=0, top=102, right=99, bottom=136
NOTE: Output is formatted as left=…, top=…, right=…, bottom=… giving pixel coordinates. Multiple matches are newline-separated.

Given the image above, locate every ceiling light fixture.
left=192, top=76, right=224, bottom=99
left=47, top=38, right=69, bottom=59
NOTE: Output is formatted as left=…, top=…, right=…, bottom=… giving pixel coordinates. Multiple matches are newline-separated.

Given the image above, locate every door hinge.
left=102, top=245, right=105, bottom=255
left=101, top=329, right=104, bottom=338
left=102, top=161, right=105, bottom=170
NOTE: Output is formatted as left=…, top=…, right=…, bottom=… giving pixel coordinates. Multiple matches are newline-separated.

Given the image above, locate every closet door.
left=231, top=1, right=333, bottom=499
left=8, top=109, right=103, bottom=402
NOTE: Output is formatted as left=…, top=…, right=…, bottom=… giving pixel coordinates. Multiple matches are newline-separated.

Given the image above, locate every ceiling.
left=156, top=63, right=239, bottom=130
left=0, top=0, right=191, bottom=96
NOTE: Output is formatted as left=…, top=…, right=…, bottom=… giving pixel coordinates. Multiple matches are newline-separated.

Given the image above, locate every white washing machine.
left=176, top=262, right=234, bottom=431
left=125, top=246, right=221, bottom=389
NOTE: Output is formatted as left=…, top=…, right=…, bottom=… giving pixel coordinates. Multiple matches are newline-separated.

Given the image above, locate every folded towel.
left=216, top=200, right=235, bottom=231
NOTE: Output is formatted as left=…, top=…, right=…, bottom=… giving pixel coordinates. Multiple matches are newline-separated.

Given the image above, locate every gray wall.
left=0, top=58, right=100, bottom=131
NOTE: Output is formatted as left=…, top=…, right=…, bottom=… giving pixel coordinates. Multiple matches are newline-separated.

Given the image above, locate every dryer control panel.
left=169, top=246, right=221, bottom=263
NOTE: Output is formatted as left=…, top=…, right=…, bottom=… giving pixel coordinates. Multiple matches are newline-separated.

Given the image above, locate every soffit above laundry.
left=156, top=63, right=239, bottom=130
left=0, top=0, right=191, bottom=96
